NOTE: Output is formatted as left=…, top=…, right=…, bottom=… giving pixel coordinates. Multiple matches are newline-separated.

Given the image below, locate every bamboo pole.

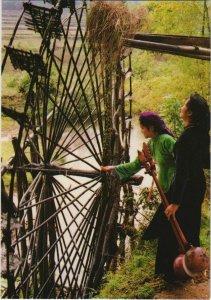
left=139, top=144, right=190, bottom=253
left=132, top=33, right=210, bottom=48
left=5, top=64, right=39, bottom=298
left=14, top=177, right=101, bottom=243
left=15, top=179, right=101, bottom=296
left=123, top=38, right=210, bottom=61
left=17, top=164, right=100, bottom=178
left=12, top=138, right=31, bottom=297
left=1, top=9, right=25, bottom=72
left=48, top=7, right=88, bottom=158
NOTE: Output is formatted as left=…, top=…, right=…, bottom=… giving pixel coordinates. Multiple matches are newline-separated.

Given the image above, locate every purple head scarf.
left=139, top=111, right=174, bottom=137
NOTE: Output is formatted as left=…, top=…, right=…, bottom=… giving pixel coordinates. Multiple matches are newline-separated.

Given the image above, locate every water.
left=53, top=115, right=152, bottom=285
left=128, top=116, right=152, bottom=188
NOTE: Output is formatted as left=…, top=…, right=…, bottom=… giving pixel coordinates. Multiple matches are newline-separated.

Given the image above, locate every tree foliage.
left=146, top=1, right=209, bottom=36
left=130, top=1, right=210, bottom=114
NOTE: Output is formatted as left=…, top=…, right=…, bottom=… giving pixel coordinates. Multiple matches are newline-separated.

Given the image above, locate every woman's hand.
left=165, top=204, right=179, bottom=220
left=101, top=166, right=115, bottom=172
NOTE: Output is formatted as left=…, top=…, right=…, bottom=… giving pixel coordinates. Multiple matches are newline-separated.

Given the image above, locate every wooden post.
left=12, top=137, right=30, bottom=298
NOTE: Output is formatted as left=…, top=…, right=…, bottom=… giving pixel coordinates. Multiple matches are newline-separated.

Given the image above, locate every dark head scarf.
left=139, top=111, right=174, bottom=137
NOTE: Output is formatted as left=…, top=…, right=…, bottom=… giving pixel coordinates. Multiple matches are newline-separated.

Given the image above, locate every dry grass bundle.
left=87, top=1, right=148, bottom=68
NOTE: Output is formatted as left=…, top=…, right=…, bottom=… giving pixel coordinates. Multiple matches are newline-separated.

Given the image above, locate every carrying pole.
left=138, top=143, right=191, bottom=253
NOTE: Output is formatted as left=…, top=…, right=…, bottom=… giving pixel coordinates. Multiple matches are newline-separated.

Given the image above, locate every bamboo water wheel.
left=2, top=1, right=210, bottom=298
left=1, top=0, right=140, bottom=298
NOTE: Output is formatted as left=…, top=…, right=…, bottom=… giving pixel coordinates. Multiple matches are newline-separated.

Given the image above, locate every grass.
left=1, top=141, right=15, bottom=190
left=1, top=141, right=14, bottom=164
left=2, top=36, right=42, bottom=54
left=95, top=240, right=160, bottom=299
left=2, top=66, right=30, bottom=99
left=0, top=277, right=7, bottom=298
left=96, top=199, right=210, bottom=299
left=1, top=139, right=34, bottom=191
left=1, top=116, right=19, bottom=132
left=200, top=198, right=210, bottom=251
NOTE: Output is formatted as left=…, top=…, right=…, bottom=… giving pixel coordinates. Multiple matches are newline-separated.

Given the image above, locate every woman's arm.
left=115, top=157, right=142, bottom=179
left=101, top=166, right=115, bottom=172
left=165, top=203, right=180, bottom=220
left=101, top=157, right=142, bottom=180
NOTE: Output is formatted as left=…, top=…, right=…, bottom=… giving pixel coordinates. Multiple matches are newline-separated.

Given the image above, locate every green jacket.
left=115, top=134, right=176, bottom=193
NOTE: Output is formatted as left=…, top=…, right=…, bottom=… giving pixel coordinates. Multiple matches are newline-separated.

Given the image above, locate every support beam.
left=132, top=33, right=210, bottom=48
left=17, top=164, right=101, bottom=178
left=12, top=164, right=143, bottom=186
left=123, top=38, right=210, bottom=61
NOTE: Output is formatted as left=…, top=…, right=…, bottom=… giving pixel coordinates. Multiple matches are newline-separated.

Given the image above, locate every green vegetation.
left=1, top=141, right=14, bottom=164
left=2, top=70, right=27, bottom=99
left=200, top=198, right=210, bottom=251
left=131, top=52, right=209, bottom=113
left=95, top=187, right=160, bottom=299
left=96, top=241, right=158, bottom=299
left=1, top=141, right=14, bottom=189
left=159, top=97, right=183, bottom=137
left=0, top=277, right=7, bottom=297
left=129, top=1, right=210, bottom=113
left=96, top=198, right=210, bottom=299
left=145, top=1, right=208, bottom=35
left=1, top=115, right=18, bottom=132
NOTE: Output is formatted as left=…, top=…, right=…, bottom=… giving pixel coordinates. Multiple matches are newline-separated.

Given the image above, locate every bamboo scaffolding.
left=1, top=9, right=25, bottom=72
left=4, top=64, right=40, bottom=297
left=33, top=123, right=100, bottom=171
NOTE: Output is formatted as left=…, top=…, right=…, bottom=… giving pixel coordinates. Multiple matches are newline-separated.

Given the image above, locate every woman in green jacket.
left=101, top=112, right=177, bottom=281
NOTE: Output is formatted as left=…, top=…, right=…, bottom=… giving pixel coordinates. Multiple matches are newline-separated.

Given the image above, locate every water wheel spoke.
left=42, top=188, right=102, bottom=298
left=15, top=181, right=101, bottom=296
left=51, top=85, right=104, bottom=162
left=19, top=175, right=101, bottom=211
left=2, top=0, right=136, bottom=297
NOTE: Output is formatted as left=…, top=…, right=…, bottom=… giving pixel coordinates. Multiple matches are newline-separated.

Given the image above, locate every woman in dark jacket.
left=165, top=93, right=210, bottom=280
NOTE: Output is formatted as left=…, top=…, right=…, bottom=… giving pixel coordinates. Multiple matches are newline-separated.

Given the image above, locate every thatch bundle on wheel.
left=87, top=1, right=148, bottom=67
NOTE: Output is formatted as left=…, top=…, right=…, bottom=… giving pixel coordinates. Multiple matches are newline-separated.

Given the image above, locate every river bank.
left=95, top=199, right=210, bottom=299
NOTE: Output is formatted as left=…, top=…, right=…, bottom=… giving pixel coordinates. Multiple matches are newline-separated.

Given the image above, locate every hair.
left=187, top=93, right=210, bottom=168
left=187, top=93, right=210, bottom=132
left=139, top=111, right=174, bottom=137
